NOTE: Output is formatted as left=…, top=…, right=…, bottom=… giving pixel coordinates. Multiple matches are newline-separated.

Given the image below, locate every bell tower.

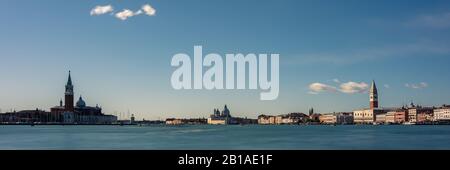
left=65, top=71, right=74, bottom=111
left=369, top=80, right=378, bottom=109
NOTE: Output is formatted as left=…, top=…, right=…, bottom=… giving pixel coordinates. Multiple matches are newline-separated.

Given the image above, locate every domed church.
left=50, top=71, right=117, bottom=124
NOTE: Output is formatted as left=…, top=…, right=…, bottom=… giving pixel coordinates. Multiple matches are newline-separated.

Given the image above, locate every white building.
left=434, top=107, right=450, bottom=121
left=353, top=109, right=374, bottom=124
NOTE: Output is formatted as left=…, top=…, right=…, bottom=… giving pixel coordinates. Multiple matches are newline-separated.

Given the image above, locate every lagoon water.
left=1, top=125, right=450, bottom=149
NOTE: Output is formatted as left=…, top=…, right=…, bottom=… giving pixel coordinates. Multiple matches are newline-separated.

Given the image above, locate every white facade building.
left=434, top=107, right=450, bottom=121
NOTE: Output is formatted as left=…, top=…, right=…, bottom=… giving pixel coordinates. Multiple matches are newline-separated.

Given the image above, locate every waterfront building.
left=434, top=105, right=450, bottom=122
left=165, top=118, right=207, bottom=125
left=258, top=113, right=307, bottom=125
left=407, top=103, right=433, bottom=123
left=319, top=114, right=336, bottom=124
left=336, top=112, right=354, bottom=124
left=207, top=105, right=232, bottom=125
left=395, top=109, right=408, bottom=124
left=0, top=109, right=51, bottom=123
left=385, top=111, right=396, bottom=124
left=375, top=113, right=386, bottom=124
left=319, top=112, right=353, bottom=124
left=258, top=115, right=276, bottom=124
left=165, top=118, right=183, bottom=125
left=384, top=109, right=408, bottom=124
left=279, top=113, right=308, bottom=124
left=309, top=113, right=321, bottom=122
left=50, top=71, right=117, bottom=124
left=417, top=112, right=434, bottom=124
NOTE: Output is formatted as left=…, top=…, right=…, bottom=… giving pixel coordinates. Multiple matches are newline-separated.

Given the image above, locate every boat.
left=403, top=122, right=416, bottom=125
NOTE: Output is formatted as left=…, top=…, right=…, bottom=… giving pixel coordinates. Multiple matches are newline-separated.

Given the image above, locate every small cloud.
left=405, top=82, right=428, bottom=89
left=332, top=78, right=341, bottom=83
left=308, top=83, right=337, bottom=94
left=115, top=9, right=141, bottom=20
left=339, top=82, right=369, bottom=94
left=90, top=5, right=114, bottom=16
left=384, top=84, right=390, bottom=88
left=408, top=12, right=450, bottom=29
left=142, top=4, right=156, bottom=16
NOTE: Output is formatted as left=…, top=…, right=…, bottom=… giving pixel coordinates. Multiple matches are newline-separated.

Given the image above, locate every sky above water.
left=1, top=0, right=450, bottom=119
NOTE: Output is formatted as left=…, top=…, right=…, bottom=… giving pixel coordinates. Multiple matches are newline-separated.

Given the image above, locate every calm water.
left=0, top=125, right=450, bottom=149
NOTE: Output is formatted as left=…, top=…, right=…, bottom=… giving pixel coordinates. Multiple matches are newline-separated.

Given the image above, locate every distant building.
left=385, top=111, right=396, bottom=124
left=50, top=71, right=117, bottom=124
left=353, top=80, right=389, bottom=124
left=0, top=109, right=51, bottom=123
left=278, top=113, right=308, bottom=124
left=319, top=112, right=353, bottom=124
left=375, top=113, right=386, bottom=124
left=207, top=105, right=232, bottom=125
left=434, top=106, right=450, bottom=122
left=417, top=112, right=434, bottom=123
left=353, top=108, right=385, bottom=124
left=407, top=103, right=433, bottom=123
left=165, top=118, right=207, bottom=125
left=258, top=115, right=276, bottom=125
left=309, top=113, right=321, bottom=122
left=319, top=114, right=336, bottom=124
left=258, top=113, right=307, bottom=125
left=165, top=118, right=183, bottom=125
left=384, top=109, right=408, bottom=124
left=394, top=109, right=408, bottom=124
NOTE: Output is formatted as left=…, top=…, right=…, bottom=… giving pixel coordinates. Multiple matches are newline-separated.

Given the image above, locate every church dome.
left=76, top=96, right=86, bottom=108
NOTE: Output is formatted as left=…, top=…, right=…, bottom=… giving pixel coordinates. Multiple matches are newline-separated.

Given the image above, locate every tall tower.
left=369, top=80, right=378, bottom=109
left=65, top=71, right=74, bottom=111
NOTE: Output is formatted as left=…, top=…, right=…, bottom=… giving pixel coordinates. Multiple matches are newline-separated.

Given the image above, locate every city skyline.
left=1, top=0, right=450, bottom=119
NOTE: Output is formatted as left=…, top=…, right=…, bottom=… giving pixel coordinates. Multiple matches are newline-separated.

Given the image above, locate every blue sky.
left=1, top=0, right=450, bottom=119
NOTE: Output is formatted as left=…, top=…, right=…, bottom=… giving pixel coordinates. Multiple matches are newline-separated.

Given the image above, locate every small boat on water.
left=403, top=122, right=416, bottom=125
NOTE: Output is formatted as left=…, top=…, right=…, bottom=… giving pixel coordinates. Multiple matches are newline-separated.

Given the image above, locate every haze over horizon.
left=1, top=0, right=450, bottom=120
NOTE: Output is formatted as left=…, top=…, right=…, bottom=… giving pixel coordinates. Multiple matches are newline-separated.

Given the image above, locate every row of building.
left=164, top=80, right=450, bottom=126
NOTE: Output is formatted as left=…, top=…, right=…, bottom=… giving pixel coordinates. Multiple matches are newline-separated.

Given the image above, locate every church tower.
left=369, top=80, right=378, bottom=109
left=65, top=71, right=74, bottom=111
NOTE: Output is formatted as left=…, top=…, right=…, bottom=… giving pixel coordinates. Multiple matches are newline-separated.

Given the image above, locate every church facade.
left=207, top=105, right=233, bottom=125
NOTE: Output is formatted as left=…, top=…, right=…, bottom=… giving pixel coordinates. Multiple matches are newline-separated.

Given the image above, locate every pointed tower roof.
left=370, top=80, right=377, bottom=93
left=67, top=71, right=72, bottom=86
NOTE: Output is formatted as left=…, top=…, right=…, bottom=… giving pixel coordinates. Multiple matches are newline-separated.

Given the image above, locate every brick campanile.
left=370, top=80, right=378, bottom=109
left=65, top=71, right=74, bottom=111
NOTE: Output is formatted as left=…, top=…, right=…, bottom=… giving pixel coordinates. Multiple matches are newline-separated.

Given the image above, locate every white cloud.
left=339, top=82, right=369, bottom=94
left=115, top=9, right=141, bottom=20
left=142, top=4, right=156, bottom=16
left=384, top=84, right=390, bottom=88
left=405, top=82, right=428, bottom=89
left=91, top=3, right=156, bottom=20
left=308, top=83, right=337, bottom=94
left=90, top=5, right=114, bottom=16
left=308, top=81, right=370, bottom=94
